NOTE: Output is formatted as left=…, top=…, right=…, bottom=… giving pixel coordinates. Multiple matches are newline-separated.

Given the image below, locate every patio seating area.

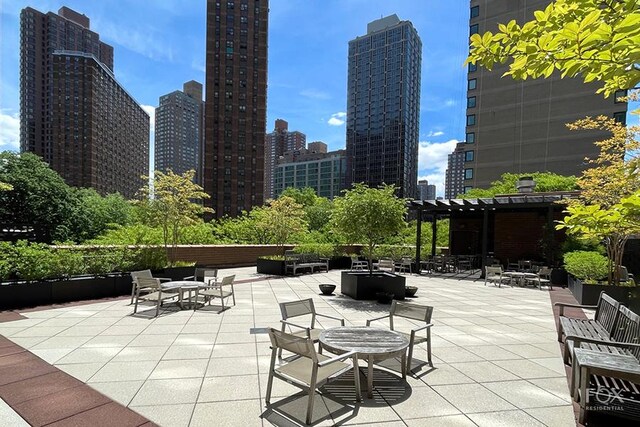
left=0, top=267, right=578, bottom=426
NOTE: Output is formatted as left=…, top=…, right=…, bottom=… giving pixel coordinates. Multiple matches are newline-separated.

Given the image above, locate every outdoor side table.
left=572, top=347, right=640, bottom=424
left=319, top=326, right=409, bottom=399
left=161, top=280, right=206, bottom=309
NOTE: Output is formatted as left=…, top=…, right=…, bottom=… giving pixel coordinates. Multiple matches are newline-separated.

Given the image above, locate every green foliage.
left=0, top=242, right=14, bottom=281
left=561, top=235, right=604, bottom=255
left=258, top=255, right=285, bottom=261
left=279, top=187, right=334, bottom=233
left=135, top=169, right=213, bottom=251
left=70, top=189, right=133, bottom=242
left=11, top=241, right=56, bottom=282
left=463, top=172, right=578, bottom=198
left=292, top=243, right=345, bottom=258
left=564, top=251, right=609, bottom=283
left=89, top=224, right=164, bottom=245
left=331, top=184, right=407, bottom=273
left=372, top=245, right=414, bottom=260
left=467, top=0, right=640, bottom=97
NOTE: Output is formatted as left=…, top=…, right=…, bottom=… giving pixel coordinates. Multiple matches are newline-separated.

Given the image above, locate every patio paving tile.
left=482, top=380, right=570, bottom=409
left=55, top=347, right=122, bottom=365
left=493, top=359, right=564, bottom=380
left=198, top=374, right=261, bottom=402
left=191, top=400, right=262, bottom=427
left=404, top=414, right=477, bottom=426
left=149, top=359, right=208, bottom=380
left=432, top=383, right=516, bottom=414
left=0, top=371, right=79, bottom=405
left=56, top=362, right=105, bottom=382
left=111, top=346, right=169, bottom=362
left=205, top=355, right=259, bottom=377
left=89, top=360, right=158, bottom=383
left=131, top=403, right=194, bottom=427
left=162, top=345, right=213, bottom=360
left=449, top=361, right=519, bottom=383
left=0, top=397, right=29, bottom=427
left=526, top=405, right=578, bottom=427
left=467, top=409, right=546, bottom=427
left=89, top=380, right=145, bottom=406
left=130, top=378, right=202, bottom=406
left=387, top=385, right=461, bottom=419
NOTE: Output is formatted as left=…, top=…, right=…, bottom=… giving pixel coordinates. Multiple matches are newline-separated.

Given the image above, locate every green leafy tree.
left=331, top=184, right=407, bottom=274
left=0, top=152, right=79, bottom=243
left=70, top=189, right=133, bottom=242
left=280, top=187, right=334, bottom=233
left=136, top=170, right=213, bottom=259
left=467, top=0, right=640, bottom=97
left=463, top=172, right=578, bottom=198
left=258, top=196, right=308, bottom=250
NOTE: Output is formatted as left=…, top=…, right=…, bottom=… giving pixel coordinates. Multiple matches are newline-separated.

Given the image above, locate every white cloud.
left=191, top=58, right=205, bottom=73
left=300, top=89, right=331, bottom=100
left=328, top=112, right=346, bottom=126
left=0, top=111, right=20, bottom=151
left=426, top=130, right=444, bottom=137
left=96, top=21, right=175, bottom=62
left=418, top=139, right=460, bottom=197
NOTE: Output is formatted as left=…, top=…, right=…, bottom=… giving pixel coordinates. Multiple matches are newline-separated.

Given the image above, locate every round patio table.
left=161, top=280, right=206, bottom=309
left=319, top=326, right=409, bottom=399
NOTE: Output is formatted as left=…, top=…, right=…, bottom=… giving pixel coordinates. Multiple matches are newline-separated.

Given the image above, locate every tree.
left=557, top=196, right=640, bottom=284
left=279, top=187, right=334, bottom=232
left=467, top=0, right=640, bottom=97
left=567, top=116, right=640, bottom=208
left=257, top=196, right=308, bottom=250
left=70, top=189, right=133, bottom=242
left=331, top=184, right=407, bottom=274
left=462, top=172, right=578, bottom=198
left=0, top=152, right=79, bottom=243
left=136, top=170, right=213, bottom=259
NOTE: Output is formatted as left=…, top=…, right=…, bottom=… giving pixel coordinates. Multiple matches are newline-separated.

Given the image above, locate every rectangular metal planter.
left=568, top=275, right=636, bottom=306
left=256, top=258, right=286, bottom=276
left=340, top=271, right=406, bottom=300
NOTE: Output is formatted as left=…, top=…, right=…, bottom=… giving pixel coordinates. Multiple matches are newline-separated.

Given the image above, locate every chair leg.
left=133, top=295, right=139, bottom=313
left=130, top=285, right=135, bottom=305
left=155, top=298, right=161, bottom=318
left=306, top=377, right=317, bottom=425
left=427, top=329, right=433, bottom=367
left=407, top=344, right=414, bottom=372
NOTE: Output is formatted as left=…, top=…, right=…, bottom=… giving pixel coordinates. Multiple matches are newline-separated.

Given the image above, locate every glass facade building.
left=346, top=14, right=422, bottom=198
left=274, top=151, right=346, bottom=200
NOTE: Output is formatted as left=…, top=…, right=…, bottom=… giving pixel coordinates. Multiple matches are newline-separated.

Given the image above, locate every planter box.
left=341, top=271, right=406, bottom=300
left=256, top=258, right=286, bottom=276
left=155, top=267, right=197, bottom=281
left=328, top=256, right=351, bottom=270
left=568, top=275, right=637, bottom=306
left=551, top=268, right=568, bottom=287
left=0, top=274, right=134, bottom=310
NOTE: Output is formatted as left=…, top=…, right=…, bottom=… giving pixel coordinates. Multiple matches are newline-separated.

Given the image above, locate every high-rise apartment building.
left=274, top=149, right=346, bottom=199
left=466, top=0, right=628, bottom=189
left=264, top=119, right=306, bottom=200
left=204, top=0, right=268, bottom=217
left=417, top=180, right=436, bottom=200
left=20, top=7, right=148, bottom=198
left=445, top=143, right=467, bottom=199
left=346, top=15, right=422, bottom=198
left=155, top=81, right=204, bottom=185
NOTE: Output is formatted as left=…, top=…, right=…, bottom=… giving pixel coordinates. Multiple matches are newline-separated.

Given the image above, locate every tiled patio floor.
left=0, top=268, right=577, bottom=426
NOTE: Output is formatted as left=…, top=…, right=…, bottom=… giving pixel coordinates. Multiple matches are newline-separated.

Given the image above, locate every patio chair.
left=395, top=257, right=413, bottom=274
left=130, top=269, right=171, bottom=304
left=374, top=259, right=395, bottom=272
left=195, top=274, right=236, bottom=311
left=133, top=277, right=178, bottom=317
left=484, top=266, right=506, bottom=287
left=279, top=298, right=345, bottom=358
left=366, top=300, right=434, bottom=372
left=350, top=256, right=368, bottom=271
left=184, top=267, right=218, bottom=285
left=266, top=328, right=360, bottom=425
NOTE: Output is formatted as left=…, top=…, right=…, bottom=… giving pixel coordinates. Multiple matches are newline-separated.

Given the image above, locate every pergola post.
left=431, top=216, right=437, bottom=257
left=481, top=208, right=489, bottom=277
left=546, top=205, right=555, bottom=266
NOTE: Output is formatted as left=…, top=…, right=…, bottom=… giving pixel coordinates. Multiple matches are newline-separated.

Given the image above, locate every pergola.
left=407, top=192, right=578, bottom=273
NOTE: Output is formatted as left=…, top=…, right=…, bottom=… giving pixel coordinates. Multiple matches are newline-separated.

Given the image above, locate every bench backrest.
left=595, top=292, right=620, bottom=335
left=612, top=305, right=640, bottom=359
left=378, top=259, right=394, bottom=269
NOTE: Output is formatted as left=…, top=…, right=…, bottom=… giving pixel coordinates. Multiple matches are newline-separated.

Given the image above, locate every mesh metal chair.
left=195, top=274, right=236, bottom=311
left=484, top=266, right=505, bottom=287
left=132, top=277, right=177, bottom=317
left=184, top=268, right=218, bottom=285
left=279, top=298, right=345, bottom=358
left=266, top=328, right=360, bottom=425
left=395, top=257, right=413, bottom=274
left=366, top=300, right=434, bottom=372
left=350, top=256, right=368, bottom=271
left=130, top=269, right=171, bottom=304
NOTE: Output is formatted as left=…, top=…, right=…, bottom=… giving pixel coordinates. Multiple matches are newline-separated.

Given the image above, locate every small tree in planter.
left=331, top=184, right=407, bottom=275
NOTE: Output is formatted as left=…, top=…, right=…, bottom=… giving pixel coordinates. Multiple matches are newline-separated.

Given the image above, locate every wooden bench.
left=555, top=292, right=620, bottom=365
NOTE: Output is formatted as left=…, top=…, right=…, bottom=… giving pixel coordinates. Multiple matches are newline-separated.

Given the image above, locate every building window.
left=465, top=151, right=474, bottom=162
left=467, top=96, right=476, bottom=108
left=466, top=114, right=476, bottom=126
left=465, top=132, right=475, bottom=144
left=470, top=24, right=479, bottom=36
left=614, top=89, right=627, bottom=103
left=613, top=111, right=626, bottom=125
left=464, top=168, right=474, bottom=180
left=470, top=5, right=479, bottom=18
left=468, top=62, right=477, bottom=73
left=464, top=186, right=473, bottom=193
left=468, top=78, right=477, bottom=90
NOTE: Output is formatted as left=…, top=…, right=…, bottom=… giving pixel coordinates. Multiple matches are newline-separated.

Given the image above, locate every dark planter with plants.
left=341, top=271, right=406, bottom=300
left=155, top=267, right=198, bottom=281
left=51, top=276, right=118, bottom=304
left=567, top=275, right=637, bottom=306
left=0, top=282, right=53, bottom=309
left=256, top=258, right=286, bottom=276
left=551, top=268, right=568, bottom=287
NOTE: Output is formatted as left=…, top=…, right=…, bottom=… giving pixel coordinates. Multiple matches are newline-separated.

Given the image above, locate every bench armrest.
left=567, top=335, right=640, bottom=350
left=366, top=314, right=390, bottom=326
left=317, top=350, right=358, bottom=367
left=183, top=275, right=195, bottom=280
left=554, top=302, right=598, bottom=316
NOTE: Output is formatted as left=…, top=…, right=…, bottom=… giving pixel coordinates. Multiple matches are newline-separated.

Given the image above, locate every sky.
left=0, top=1, right=473, bottom=195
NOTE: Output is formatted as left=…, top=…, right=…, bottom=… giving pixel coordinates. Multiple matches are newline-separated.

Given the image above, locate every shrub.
left=564, top=251, right=609, bottom=283
left=49, top=248, right=85, bottom=278
left=129, top=246, right=168, bottom=271
left=293, top=243, right=342, bottom=258
left=0, top=241, right=15, bottom=282
left=372, top=245, right=414, bottom=260
left=12, top=241, right=56, bottom=282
